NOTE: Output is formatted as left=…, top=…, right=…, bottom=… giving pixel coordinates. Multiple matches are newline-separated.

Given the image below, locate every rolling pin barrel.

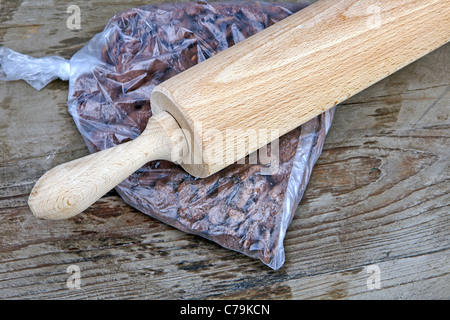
left=151, top=0, right=450, bottom=177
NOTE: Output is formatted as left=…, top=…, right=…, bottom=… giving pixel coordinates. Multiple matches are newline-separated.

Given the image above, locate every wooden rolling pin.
left=28, top=0, right=450, bottom=220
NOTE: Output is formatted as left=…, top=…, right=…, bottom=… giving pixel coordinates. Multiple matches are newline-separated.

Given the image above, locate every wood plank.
left=0, top=0, right=449, bottom=299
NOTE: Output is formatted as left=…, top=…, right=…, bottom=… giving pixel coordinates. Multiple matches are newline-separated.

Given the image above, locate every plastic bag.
left=0, top=1, right=334, bottom=269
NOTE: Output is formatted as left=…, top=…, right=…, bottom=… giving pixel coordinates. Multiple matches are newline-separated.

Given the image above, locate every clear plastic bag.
left=0, top=1, right=334, bottom=269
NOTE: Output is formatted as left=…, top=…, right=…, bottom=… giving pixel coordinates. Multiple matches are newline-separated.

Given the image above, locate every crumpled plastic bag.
left=0, top=1, right=334, bottom=269
left=0, top=47, right=70, bottom=90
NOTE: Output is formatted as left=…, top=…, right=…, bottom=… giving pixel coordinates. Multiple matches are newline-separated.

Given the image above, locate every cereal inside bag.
left=0, top=1, right=335, bottom=269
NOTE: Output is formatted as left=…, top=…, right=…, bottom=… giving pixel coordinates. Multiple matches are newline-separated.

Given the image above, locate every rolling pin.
left=28, top=0, right=450, bottom=220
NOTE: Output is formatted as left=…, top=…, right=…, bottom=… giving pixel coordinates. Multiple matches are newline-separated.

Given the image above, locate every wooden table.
left=0, top=0, right=449, bottom=300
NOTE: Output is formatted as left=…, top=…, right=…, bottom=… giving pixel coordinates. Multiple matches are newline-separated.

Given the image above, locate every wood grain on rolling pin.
left=152, top=0, right=450, bottom=177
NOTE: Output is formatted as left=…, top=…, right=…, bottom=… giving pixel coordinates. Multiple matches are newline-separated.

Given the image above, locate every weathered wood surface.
left=0, top=0, right=449, bottom=300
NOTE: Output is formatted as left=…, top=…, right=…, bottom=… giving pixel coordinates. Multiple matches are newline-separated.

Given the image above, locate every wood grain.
left=0, top=0, right=449, bottom=300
